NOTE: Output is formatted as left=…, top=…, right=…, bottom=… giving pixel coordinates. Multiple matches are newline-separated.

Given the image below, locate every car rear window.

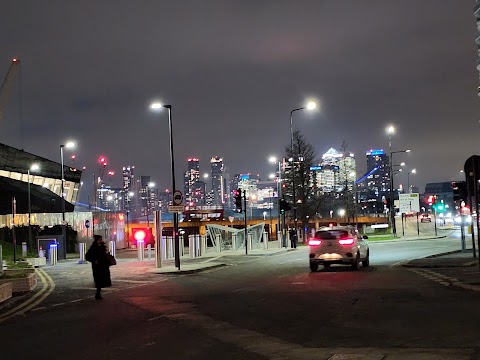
left=315, top=230, right=349, bottom=240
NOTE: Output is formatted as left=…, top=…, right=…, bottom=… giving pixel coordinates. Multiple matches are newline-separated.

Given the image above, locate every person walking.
left=289, top=228, right=297, bottom=249
left=85, top=234, right=111, bottom=300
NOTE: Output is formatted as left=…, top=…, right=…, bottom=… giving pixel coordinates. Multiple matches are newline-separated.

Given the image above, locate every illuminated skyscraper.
left=184, top=158, right=201, bottom=203
left=210, top=156, right=224, bottom=205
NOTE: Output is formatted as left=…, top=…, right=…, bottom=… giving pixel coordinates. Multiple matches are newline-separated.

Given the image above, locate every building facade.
left=0, top=143, right=82, bottom=215
left=210, top=156, right=224, bottom=205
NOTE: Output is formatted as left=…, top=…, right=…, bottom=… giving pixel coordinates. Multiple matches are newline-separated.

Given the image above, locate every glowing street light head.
left=269, top=156, right=277, bottom=163
left=128, top=191, right=135, bottom=197
left=148, top=182, right=155, bottom=188
left=30, top=163, right=40, bottom=172
left=203, top=173, right=209, bottom=179
left=405, top=149, right=411, bottom=153
left=306, top=101, right=317, bottom=110
left=149, top=101, right=163, bottom=111
left=412, top=169, right=417, bottom=174
left=386, top=125, right=395, bottom=135
left=400, top=162, right=405, bottom=167
left=65, top=141, right=75, bottom=149
left=338, top=209, right=346, bottom=216
left=269, top=173, right=275, bottom=179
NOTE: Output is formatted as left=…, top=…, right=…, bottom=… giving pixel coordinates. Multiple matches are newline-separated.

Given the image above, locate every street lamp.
left=146, top=182, right=155, bottom=229
left=150, top=101, right=180, bottom=270
left=269, top=156, right=283, bottom=243
left=126, top=191, right=134, bottom=248
left=387, top=123, right=410, bottom=238
left=407, top=169, right=416, bottom=193
left=27, top=163, right=40, bottom=251
left=290, top=101, right=317, bottom=233
left=60, top=141, right=75, bottom=258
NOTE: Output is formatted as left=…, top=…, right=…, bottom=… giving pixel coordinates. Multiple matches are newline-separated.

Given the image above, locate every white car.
left=308, top=226, right=369, bottom=272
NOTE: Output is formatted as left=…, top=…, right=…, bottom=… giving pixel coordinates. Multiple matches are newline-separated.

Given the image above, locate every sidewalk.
left=403, top=250, right=480, bottom=292
left=62, top=245, right=292, bottom=275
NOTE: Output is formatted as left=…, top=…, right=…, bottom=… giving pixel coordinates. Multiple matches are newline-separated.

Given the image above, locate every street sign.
left=228, top=216, right=234, bottom=223
left=85, top=219, right=90, bottom=229
left=168, top=205, right=185, bottom=213
left=399, top=193, right=420, bottom=213
left=173, top=190, right=183, bottom=205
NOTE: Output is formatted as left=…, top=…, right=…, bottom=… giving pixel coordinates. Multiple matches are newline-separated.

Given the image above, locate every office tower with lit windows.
left=357, top=149, right=390, bottom=214
left=184, top=158, right=202, bottom=203
left=210, top=156, right=224, bottom=205
left=312, top=148, right=356, bottom=193
left=122, top=165, right=135, bottom=213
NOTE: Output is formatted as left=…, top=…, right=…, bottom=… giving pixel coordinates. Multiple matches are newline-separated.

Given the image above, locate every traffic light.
left=427, top=195, right=434, bottom=206
left=452, top=181, right=467, bottom=203
left=279, top=198, right=291, bottom=214
left=234, top=188, right=242, bottom=213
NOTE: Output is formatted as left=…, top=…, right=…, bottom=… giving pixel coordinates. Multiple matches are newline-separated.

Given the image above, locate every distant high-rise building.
left=312, top=148, right=356, bottom=193
left=356, top=149, right=390, bottom=214
left=122, top=165, right=135, bottom=214
left=365, top=149, right=389, bottom=194
left=210, top=156, right=224, bottom=205
left=184, top=158, right=201, bottom=203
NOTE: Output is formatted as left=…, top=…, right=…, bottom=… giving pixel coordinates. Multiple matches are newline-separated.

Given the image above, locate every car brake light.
left=338, top=238, right=355, bottom=245
left=308, top=239, right=322, bottom=246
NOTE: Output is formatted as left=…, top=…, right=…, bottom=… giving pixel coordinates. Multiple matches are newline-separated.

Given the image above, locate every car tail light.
left=308, top=239, right=322, bottom=246
left=338, top=238, right=355, bottom=245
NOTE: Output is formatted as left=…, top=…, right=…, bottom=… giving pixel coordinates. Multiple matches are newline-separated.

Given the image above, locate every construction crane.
left=0, top=58, right=21, bottom=122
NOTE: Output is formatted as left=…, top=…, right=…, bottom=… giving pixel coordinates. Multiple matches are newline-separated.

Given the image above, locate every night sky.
left=1, top=1, right=479, bottom=198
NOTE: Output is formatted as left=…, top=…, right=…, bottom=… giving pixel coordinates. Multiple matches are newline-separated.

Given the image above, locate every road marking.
left=114, top=279, right=156, bottom=283
left=51, top=303, right=66, bottom=307
left=0, top=268, right=55, bottom=323
left=201, top=256, right=223, bottom=263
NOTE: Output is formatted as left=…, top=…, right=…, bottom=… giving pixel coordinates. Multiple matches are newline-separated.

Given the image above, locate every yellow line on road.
left=0, top=268, right=55, bottom=324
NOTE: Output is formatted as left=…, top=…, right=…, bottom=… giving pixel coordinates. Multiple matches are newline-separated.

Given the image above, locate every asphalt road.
left=1, top=232, right=479, bottom=360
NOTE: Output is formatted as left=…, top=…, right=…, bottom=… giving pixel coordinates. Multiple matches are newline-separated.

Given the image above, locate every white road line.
left=51, top=303, right=66, bottom=307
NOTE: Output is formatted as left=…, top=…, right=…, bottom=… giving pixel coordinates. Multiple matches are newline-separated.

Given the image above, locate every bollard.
left=78, top=243, right=87, bottom=264
left=232, top=233, right=237, bottom=251
left=216, top=234, right=221, bottom=253
left=201, top=235, right=207, bottom=255
left=147, top=244, right=152, bottom=260
left=137, top=240, right=145, bottom=261
left=49, top=243, right=58, bottom=266
left=168, top=236, right=174, bottom=258
left=22, top=242, right=27, bottom=257
left=189, top=236, right=195, bottom=258
left=248, top=233, right=253, bottom=252
left=109, top=241, right=116, bottom=258
left=277, top=231, right=283, bottom=248
left=263, top=232, right=268, bottom=250
left=195, top=234, right=200, bottom=257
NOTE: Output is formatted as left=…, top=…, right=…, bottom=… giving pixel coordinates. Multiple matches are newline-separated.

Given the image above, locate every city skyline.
left=0, top=1, right=477, bottom=196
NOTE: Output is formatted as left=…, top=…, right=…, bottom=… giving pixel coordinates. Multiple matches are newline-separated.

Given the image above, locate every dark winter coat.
left=85, top=243, right=112, bottom=289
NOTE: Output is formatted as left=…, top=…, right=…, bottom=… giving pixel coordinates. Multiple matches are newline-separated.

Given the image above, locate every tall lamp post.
left=290, top=101, right=316, bottom=233
left=28, top=163, right=40, bottom=251
left=407, top=169, right=416, bottom=193
left=269, top=156, right=282, bottom=241
left=60, top=141, right=75, bottom=259
left=146, top=182, right=155, bottom=229
left=150, top=102, right=180, bottom=270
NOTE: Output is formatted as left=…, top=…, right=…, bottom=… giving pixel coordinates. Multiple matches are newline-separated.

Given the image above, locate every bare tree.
left=284, top=130, right=319, bottom=237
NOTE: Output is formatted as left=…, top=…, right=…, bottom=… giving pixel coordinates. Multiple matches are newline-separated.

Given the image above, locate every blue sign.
left=85, top=219, right=90, bottom=229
